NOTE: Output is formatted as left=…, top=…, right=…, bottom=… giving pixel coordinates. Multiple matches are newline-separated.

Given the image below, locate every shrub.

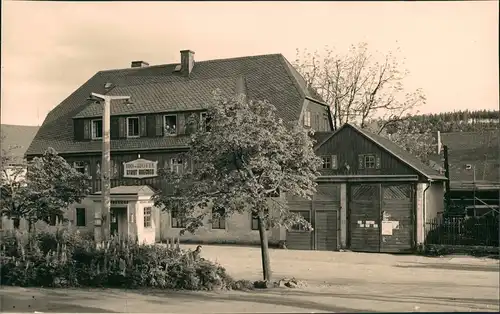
left=0, top=227, right=234, bottom=290
left=417, top=243, right=500, bottom=259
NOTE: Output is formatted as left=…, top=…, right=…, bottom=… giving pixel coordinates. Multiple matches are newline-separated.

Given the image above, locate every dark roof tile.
left=27, top=53, right=319, bottom=155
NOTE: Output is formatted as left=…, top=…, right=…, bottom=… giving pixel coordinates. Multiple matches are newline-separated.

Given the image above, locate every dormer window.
left=127, top=117, right=140, bottom=138
left=303, top=110, right=311, bottom=127
left=164, top=115, right=177, bottom=136
left=91, top=119, right=103, bottom=140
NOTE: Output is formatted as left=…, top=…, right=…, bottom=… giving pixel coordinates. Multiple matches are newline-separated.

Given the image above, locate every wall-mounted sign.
left=123, top=158, right=158, bottom=179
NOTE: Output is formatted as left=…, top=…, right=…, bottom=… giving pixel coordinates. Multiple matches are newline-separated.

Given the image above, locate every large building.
left=430, top=129, right=500, bottom=216
left=22, top=50, right=446, bottom=252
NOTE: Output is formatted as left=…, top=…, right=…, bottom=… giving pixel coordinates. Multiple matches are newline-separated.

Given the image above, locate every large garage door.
left=349, top=184, right=380, bottom=252
left=380, top=184, right=414, bottom=253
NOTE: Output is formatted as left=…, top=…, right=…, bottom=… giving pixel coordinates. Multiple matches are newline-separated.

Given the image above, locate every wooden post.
left=91, top=93, right=130, bottom=241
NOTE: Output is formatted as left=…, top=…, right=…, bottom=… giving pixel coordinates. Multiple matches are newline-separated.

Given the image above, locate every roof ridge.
left=277, top=54, right=306, bottom=99
left=98, top=53, right=283, bottom=74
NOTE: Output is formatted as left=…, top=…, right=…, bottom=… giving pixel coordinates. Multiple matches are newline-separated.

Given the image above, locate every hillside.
left=1, top=124, right=40, bottom=163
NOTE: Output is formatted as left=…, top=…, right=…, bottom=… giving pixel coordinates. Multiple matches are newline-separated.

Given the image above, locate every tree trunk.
left=257, top=211, right=272, bottom=281
left=13, top=217, right=20, bottom=229
left=28, top=220, right=33, bottom=232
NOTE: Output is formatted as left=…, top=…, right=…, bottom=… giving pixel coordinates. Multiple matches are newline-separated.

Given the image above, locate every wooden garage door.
left=314, top=184, right=341, bottom=251
left=286, top=201, right=313, bottom=250
left=315, top=209, right=338, bottom=251
left=380, top=184, right=414, bottom=253
left=349, top=184, right=380, bottom=252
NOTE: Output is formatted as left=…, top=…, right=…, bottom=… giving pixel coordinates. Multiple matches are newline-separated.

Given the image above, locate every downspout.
left=422, top=180, right=432, bottom=243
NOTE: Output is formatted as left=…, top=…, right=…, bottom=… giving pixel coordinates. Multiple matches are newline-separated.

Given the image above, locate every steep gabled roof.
left=27, top=53, right=324, bottom=156
left=1, top=124, right=40, bottom=164
left=311, top=131, right=334, bottom=149
left=316, top=123, right=446, bottom=181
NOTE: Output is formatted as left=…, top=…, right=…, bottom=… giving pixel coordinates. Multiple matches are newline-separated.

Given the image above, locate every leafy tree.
left=153, top=91, right=322, bottom=281
left=0, top=146, right=91, bottom=230
left=294, top=43, right=426, bottom=129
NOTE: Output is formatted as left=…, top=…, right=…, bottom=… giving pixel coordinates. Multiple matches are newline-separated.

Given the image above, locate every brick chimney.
left=131, top=61, right=149, bottom=68
left=180, top=50, right=195, bottom=76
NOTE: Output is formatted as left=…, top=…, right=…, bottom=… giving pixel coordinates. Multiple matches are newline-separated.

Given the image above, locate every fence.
left=425, top=215, right=499, bottom=247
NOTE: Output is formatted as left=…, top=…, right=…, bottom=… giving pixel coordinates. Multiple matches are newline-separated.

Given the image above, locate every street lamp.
left=90, top=92, right=131, bottom=241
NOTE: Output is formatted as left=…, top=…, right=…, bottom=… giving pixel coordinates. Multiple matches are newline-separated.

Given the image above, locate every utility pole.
left=443, top=145, right=451, bottom=211
left=473, top=164, right=476, bottom=214
left=90, top=93, right=130, bottom=241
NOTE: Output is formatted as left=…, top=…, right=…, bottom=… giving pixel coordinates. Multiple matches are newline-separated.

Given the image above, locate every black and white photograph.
left=1, top=1, right=499, bottom=312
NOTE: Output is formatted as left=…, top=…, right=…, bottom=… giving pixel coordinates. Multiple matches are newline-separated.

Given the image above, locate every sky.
left=1, top=1, right=498, bottom=126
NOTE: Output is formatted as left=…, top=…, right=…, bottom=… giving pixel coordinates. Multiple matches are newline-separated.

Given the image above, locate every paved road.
left=1, top=245, right=498, bottom=313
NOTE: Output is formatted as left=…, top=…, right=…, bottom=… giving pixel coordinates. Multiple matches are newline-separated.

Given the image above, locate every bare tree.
left=294, top=43, right=426, bottom=129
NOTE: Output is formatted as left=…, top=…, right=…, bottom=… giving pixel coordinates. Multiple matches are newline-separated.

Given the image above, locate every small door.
left=315, top=210, right=338, bottom=251
left=110, top=208, right=119, bottom=236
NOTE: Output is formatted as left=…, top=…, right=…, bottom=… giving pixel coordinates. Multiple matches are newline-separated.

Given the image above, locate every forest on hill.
left=384, top=109, right=499, bottom=134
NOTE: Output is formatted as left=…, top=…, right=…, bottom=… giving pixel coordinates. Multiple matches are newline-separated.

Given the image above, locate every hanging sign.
left=123, top=159, right=158, bottom=179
